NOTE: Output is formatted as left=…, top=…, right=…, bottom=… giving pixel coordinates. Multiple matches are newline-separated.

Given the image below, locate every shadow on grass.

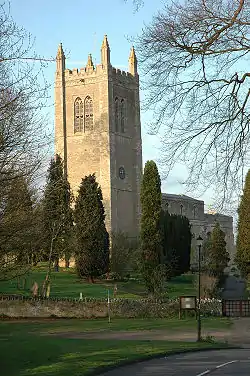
left=1, top=334, right=228, bottom=376
left=0, top=317, right=232, bottom=336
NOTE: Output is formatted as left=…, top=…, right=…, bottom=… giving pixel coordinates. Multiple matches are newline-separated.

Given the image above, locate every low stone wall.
left=0, top=296, right=222, bottom=319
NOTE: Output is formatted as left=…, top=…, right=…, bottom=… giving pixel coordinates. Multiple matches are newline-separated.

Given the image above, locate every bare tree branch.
left=135, top=0, right=250, bottom=208
left=0, top=2, right=52, bottom=279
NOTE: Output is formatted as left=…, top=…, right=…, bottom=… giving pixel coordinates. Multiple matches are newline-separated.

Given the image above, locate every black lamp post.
left=196, top=235, right=203, bottom=342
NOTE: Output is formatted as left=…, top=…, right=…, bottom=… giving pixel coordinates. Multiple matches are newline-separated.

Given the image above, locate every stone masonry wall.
left=0, top=298, right=222, bottom=319
left=55, top=65, right=112, bottom=232
left=55, top=40, right=143, bottom=239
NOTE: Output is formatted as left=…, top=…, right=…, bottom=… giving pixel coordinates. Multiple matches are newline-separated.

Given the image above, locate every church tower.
left=55, top=36, right=142, bottom=238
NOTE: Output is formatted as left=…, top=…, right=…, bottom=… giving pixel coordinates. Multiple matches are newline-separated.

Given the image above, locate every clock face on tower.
left=118, top=166, right=125, bottom=180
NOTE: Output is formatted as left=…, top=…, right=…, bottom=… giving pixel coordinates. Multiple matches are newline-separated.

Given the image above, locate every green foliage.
left=204, top=222, right=229, bottom=279
left=110, top=232, right=138, bottom=279
left=43, top=154, right=73, bottom=266
left=0, top=177, right=37, bottom=280
left=193, top=273, right=218, bottom=299
left=140, top=160, right=163, bottom=294
left=74, top=174, right=109, bottom=280
left=236, top=169, right=250, bottom=277
left=161, top=211, right=192, bottom=278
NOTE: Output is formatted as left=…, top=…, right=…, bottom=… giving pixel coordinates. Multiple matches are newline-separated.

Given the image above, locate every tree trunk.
left=65, top=257, right=70, bottom=268
left=54, top=257, right=59, bottom=272
left=17, top=276, right=20, bottom=290
left=43, top=228, right=55, bottom=297
left=88, top=276, right=94, bottom=283
left=23, top=277, right=27, bottom=290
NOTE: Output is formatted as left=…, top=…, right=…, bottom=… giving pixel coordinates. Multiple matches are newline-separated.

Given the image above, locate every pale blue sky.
left=9, top=0, right=221, bottom=212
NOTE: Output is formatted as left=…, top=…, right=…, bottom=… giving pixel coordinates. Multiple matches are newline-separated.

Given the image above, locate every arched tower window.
left=74, top=97, right=83, bottom=133
left=120, top=99, right=125, bottom=133
left=114, top=97, right=119, bottom=132
left=180, top=204, right=183, bottom=215
left=84, top=96, right=93, bottom=131
left=165, top=202, right=169, bottom=211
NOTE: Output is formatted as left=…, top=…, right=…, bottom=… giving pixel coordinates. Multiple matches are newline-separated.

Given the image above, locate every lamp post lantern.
left=196, top=235, right=203, bottom=342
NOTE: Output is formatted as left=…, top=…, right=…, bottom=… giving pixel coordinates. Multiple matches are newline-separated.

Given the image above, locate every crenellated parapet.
left=111, top=67, right=138, bottom=88
left=111, top=67, right=134, bottom=78
left=55, top=35, right=139, bottom=85
left=63, top=64, right=105, bottom=78
left=54, top=33, right=143, bottom=245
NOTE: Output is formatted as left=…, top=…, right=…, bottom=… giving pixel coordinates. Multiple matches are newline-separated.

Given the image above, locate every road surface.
left=99, top=349, right=250, bottom=375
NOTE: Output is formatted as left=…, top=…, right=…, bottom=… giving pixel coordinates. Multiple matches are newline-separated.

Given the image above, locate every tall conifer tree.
left=43, top=154, right=73, bottom=269
left=161, top=211, right=191, bottom=277
left=140, top=160, right=163, bottom=294
left=236, top=169, right=250, bottom=277
left=205, top=222, right=229, bottom=278
left=74, top=174, right=109, bottom=281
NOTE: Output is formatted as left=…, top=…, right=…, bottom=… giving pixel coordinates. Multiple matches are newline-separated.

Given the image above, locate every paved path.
left=45, top=318, right=250, bottom=345
left=47, top=329, right=228, bottom=342
left=99, top=349, right=250, bottom=375
left=229, top=318, right=250, bottom=347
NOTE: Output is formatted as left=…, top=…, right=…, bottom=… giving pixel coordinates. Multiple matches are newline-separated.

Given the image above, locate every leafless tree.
left=134, top=0, right=250, bottom=207
left=0, top=3, right=51, bottom=185
left=0, top=3, right=52, bottom=280
left=124, top=0, right=144, bottom=11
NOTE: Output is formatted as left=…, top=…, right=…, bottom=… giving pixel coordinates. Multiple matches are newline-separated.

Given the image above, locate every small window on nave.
left=114, top=97, right=119, bottom=132
left=84, top=96, right=93, bottom=131
left=74, top=97, right=83, bottom=133
left=180, top=204, right=183, bottom=215
left=193, top=206, right=197, bottom=219
left=120, top=99, right=125, bottom=133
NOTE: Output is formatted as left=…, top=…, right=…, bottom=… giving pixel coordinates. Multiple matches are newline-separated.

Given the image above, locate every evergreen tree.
left=205, top=222, right=229, bottom=278
left=0, top=176, right=35, bottom=280
left=236, top=169, right=250, bottom=277
left=43, top=154, right=73, bottom=270
left=30, top=200, right=46, bottom=266
left=161, top=211, right=191, bottom=277
left=74, top=174, right=109, bottom=281
left=110, top=231, right=137, bottom=280
left=140, top=160, right=163, bottom=294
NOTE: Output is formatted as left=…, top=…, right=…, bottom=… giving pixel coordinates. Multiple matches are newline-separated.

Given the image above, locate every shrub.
left=194, top=273, right=218, bottom=298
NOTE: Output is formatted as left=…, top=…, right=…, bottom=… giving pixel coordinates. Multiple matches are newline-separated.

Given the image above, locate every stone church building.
left=162, top=194, right=235, bottom=267
left=55, top=36, right=142, bottom=239
left=55, top=36, right=235, bottom=267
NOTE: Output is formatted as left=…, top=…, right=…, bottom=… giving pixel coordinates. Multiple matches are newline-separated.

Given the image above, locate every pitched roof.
left=162, top=193, right=204, bottom=203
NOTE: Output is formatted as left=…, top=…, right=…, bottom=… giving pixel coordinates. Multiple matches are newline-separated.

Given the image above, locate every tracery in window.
left=74, top=97, right=83, bottom=133
left=84, top=96, right=93, bottom=131
left=115, top=97, right=119, bottom=132
left=120, top=99, right=125, bottom=133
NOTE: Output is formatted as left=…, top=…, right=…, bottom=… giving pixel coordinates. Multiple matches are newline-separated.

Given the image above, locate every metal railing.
left=222, top=299, right=250, bottom=317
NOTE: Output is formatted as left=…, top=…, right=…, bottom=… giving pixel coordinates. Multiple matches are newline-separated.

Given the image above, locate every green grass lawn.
left=0, top=320, right=230, bottom=376
left=0, top=265, right=196, bottom=299
left=7, top=317, right=231, bottom=334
